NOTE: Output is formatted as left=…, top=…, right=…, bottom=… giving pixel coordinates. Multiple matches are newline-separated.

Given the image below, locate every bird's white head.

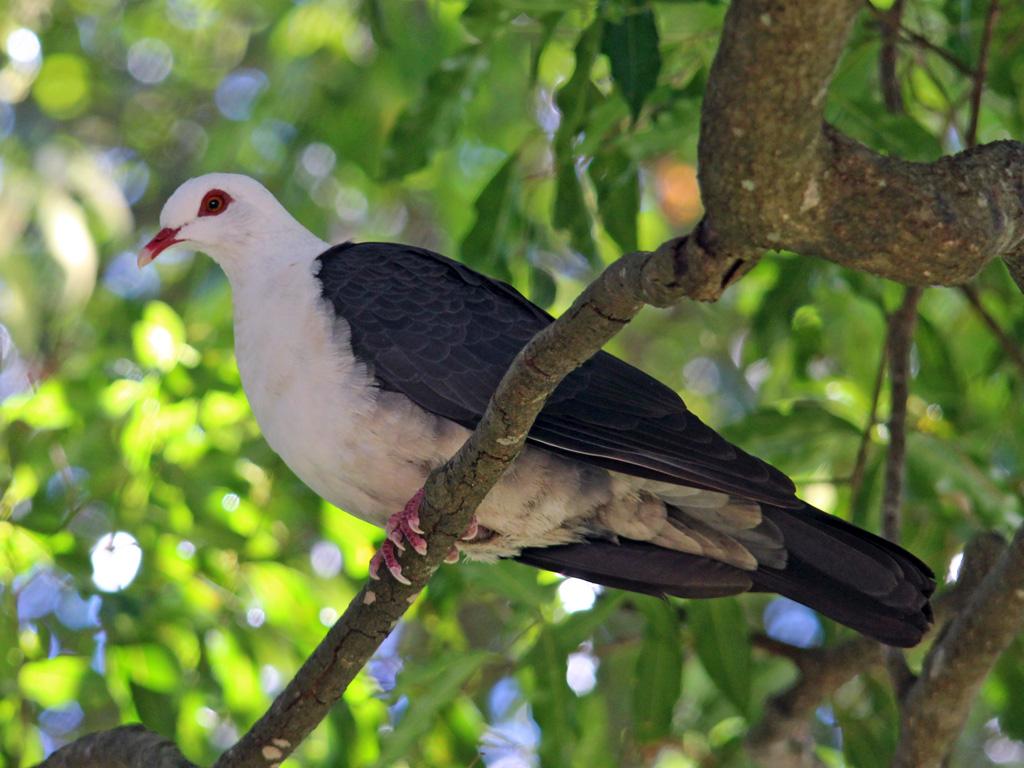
left=138, top=173, right=318, bottom=277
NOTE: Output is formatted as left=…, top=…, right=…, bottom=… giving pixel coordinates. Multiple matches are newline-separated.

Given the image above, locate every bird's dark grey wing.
left=316, top=242, right=798, bottom=506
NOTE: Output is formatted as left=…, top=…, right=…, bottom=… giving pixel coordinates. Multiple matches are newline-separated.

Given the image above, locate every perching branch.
left=213, top=236, right=735, bottom=768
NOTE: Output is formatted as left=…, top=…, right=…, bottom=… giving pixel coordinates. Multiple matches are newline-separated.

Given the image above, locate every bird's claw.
left=369, top=493, right=480, bottom=582
left=384, top=488, right=428, bottom=556
left=370, top=489, right=427, bottom=584
left=369, top=541, right=411, bottom=585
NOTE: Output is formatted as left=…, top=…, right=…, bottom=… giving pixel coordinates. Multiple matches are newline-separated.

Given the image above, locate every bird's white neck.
left=206, top=215, right=328, bottom=293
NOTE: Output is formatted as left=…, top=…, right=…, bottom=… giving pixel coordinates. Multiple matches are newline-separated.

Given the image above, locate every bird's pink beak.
left=138, top=227, right=183, bottom=268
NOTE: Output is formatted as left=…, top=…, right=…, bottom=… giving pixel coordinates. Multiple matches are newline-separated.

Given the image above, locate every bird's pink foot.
left=369, top=489, right=427, bottom=585
left=386, top=488, right=427, bottom=555
left=369, top=494, right=489, bottom=582
left=369, top=540, right=410, bottom=585
left=445, top=516, right=492, bottom=564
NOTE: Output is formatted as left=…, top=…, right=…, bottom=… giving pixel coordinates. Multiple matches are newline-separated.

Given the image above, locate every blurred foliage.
left=0, top=0, right=1022, bottom=766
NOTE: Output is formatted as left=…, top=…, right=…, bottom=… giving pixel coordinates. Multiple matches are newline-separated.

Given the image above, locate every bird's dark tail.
left=516, top=503, right=935, bottom=648
left=749, top=505, right=934, bottom=647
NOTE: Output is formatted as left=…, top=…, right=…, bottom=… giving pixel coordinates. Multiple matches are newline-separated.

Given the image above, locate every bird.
left=139, top=173, right=934, bottom=647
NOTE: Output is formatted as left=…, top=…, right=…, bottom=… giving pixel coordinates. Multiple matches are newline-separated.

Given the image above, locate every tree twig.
left=881, top=287, right=922, bottom=546
left=849, top=344, right=887, bottom=506
left=878, top=0, right=906, bottom=113
left=960, top=286, right=1024, bottom=378
left=866, top=3, right=976, bottom=77
left=965, top=0, right=1000, bottom=148
left=880, top=287, right=923, bottom=699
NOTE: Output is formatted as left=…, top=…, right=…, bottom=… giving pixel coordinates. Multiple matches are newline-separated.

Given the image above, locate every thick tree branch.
left=892, top=525, right=1024, bottom=767
left=699, top=0, right=1024, bottom=287
left=37, top=725, right=197, bottom=768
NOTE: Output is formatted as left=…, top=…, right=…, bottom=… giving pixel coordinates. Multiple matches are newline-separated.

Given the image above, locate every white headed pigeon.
left=140, top=173, right=934, bottom=647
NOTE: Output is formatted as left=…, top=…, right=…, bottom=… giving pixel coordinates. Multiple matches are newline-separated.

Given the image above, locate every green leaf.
left=554, top=22, right=603, bottom=156
left=529, top=628, right=578, bottom=765
left=633, top=597, right=683, bottom=742
left=375, top=651, right=491, bottom=767
left=589, top=146, right=639, bottom=252
left=601, top=0, right=662, bottom=120
left=460, top=153, right=519, bottom=275
left=131, top=682, right=179, bottom=738
left=18, top=656, right=88, bottom=707
left=528, top=265, right=557, bottom=308
left=837, top=676, right=898, bottom=767
left=687, top=598, right=751, bottom=716
left=382, top=45, right=488, bottom=179
left=554, top=161, right=598, bottom=264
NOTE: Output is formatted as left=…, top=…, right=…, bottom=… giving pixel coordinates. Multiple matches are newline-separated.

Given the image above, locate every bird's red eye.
left=198, top=189, right=232, bottom=217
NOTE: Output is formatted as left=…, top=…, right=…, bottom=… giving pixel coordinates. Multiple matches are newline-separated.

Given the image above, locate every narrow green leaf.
left=130, top=682, right=179, bottom=738
left=528, top=629, right=577, bottom=765
left=687, top=598, right=752, bottom=716
left=554, top=22, right=603, bottom=157
left=554, top=162, right=599, bottom=264
left=601, top=0, right=662, bottom=120
left=376, top=651, right=491, bottom=767
left=382, top=45, right=488, bottom=179
left=633, top=597, right=683, bottom=743
left=589, top=146, right=639, bottom=252
left=460, top=153, right=519, bottom=275
left=528, top=265, right=557, bottom=308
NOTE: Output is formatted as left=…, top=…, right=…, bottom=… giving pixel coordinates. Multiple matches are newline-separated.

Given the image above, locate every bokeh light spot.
left=310, top=540, right=343, bottom=578
left=215, top=69, right=268, bottom=121
left=6, top=28, right=41, bottom=65
left=33, top=54, right=91, bottom=118
left=566, top=647, right=598, bottom=696
left=557, top=578, right=600, bottom=613
left=127, top=39, right=173, bottom=84
left=90, top=531, right=142, bottom=592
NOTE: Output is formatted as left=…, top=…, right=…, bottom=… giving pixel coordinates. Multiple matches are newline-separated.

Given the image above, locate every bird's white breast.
left=230, top=260, right=465, bottom=527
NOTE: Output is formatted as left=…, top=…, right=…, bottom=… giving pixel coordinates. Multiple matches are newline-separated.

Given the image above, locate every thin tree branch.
left=965, top=0, right=1000, bottom=149
left=881, top=287, right=922, bottom=546
left=960, top=285, right=1024, bottom=378
left=866, top=3, right=976, bottom=77
left=878, top=0, right=906, bottom=113
left=849, top=345, right=887, bottom=506
left=36, top=725, right=197, bottom=768
left=880, top=287, right=923, bottom=700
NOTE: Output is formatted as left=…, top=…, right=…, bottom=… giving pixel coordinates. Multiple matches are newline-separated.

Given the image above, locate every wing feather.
left=316, top=242, right=798, bottom=506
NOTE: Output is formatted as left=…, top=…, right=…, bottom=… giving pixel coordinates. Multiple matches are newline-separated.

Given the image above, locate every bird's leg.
left=369, top=488, right=488, bottom=582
